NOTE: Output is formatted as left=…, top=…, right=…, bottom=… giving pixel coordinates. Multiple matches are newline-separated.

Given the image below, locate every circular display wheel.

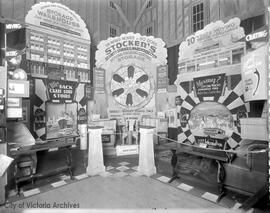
left=111, top=65, right=153, bottom=109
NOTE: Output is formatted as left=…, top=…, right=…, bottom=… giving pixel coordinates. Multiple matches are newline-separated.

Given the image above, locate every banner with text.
left=46, top=79, right=77, bottom=102
left=25, top=2, right=90, bottom=40
left=194, top=74, right=225, bottom=100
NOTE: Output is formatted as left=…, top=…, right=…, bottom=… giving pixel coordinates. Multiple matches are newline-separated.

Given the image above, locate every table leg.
left=66, top=147, right=73, bottom=179
left=169, top=149, right=179, bottom=183
left=216, top=160, right=225, bottom=202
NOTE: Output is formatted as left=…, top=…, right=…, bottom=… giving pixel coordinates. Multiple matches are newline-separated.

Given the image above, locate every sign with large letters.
left=179, top=18, right=245, bottom=62
left=25, top=2, right=90, bottom=40
left=46, top=79, right=77, bottom=102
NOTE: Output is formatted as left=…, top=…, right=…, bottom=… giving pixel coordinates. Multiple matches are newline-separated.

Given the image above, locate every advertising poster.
left=46, top=79, right=77, bottom=102
left=176, top=18, right=247, bottom=149
left=241, top=44, right=267, bottom=101
left=178, top=17, right=245, bottom=62
left=194, top=74, right=225, bottom=101
left=156, top=65, right=168, bottom=93
left=46, top=103, right=78, bottom=139
left=93, top=68, right=105, bottom=94
left=95, top=33, right=167, bottom=119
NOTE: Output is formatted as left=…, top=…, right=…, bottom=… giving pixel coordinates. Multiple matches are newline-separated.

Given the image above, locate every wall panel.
left=169, top=0, right=176, bottom=41
left=157, top=0, right=163, bottom=39
left=163, top=0, right=169, bottom=42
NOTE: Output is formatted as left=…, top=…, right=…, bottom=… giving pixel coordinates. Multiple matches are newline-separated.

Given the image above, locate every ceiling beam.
left=132, top=0, right=151, bottom=30
left=113, top=1, right=131, bottom=28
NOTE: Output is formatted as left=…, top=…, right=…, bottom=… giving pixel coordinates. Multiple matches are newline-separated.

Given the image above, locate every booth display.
left=23, top=2, right=91, bottom=140
left=172, top=17, right=268, bottom=199
left=175, top=17, right=247, bottom=149
left=173, top=18, right=248, bottom=199
left=3, top=2, right=90, bottom=196
left=94, top=32, right=168, bottom=155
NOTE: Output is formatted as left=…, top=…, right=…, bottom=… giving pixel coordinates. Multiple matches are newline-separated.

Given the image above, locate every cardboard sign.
left=195, top=136, right=226, bottom=150
left=96, top=33, right=167, bottom=67
left=46, top=79, right=77, bottom=102
left=194, top=74, right=225, bottom=100
left=179, top=18, right=245, bottom=62
left=241, top=45, right=267, bottom=101
left=25, top=2, right=90, bottom=40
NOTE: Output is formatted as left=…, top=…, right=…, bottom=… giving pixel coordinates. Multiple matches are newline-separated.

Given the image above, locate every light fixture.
left=12, top=68, right=27, bottom=80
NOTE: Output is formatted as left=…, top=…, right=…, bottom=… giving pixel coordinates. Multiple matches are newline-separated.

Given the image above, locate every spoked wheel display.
left=111, top=65, right=154, bottom=109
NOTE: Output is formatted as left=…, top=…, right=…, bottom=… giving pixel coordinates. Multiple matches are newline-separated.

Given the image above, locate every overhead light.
left=12, top=68, right=27, bottom=80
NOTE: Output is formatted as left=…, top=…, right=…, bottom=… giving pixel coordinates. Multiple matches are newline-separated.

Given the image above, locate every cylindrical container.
left=79, top=124, right=88, bottom=150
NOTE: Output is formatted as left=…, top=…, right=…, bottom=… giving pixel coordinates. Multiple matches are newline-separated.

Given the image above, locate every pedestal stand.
left=138, top=126, right=156, bottom=176
left=86, top=126, right=105, bottom=176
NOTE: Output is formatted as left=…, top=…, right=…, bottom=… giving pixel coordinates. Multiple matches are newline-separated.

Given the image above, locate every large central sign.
left=96, top=33, right=167, bottom=67
left=95, top=33, right=167, bottom=119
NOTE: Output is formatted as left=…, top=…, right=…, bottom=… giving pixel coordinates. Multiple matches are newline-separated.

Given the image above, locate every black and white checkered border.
left=176, top=74, right=248, bottom=149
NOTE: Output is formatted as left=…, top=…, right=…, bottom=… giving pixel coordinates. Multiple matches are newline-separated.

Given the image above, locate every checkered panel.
left=32, top=78, right=47, bottom=141
left=176, top=74, right=247, bottom=149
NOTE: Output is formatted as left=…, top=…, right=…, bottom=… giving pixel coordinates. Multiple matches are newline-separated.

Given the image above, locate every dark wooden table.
left=9, top=136, right=78, bottom=194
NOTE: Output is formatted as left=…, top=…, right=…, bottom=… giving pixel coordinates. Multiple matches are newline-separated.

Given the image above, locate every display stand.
left=138, top=126, right=156, bottom=176
left=86, top=126, right=105, bottom=176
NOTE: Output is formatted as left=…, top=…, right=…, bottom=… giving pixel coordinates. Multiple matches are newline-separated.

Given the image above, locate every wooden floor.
left=3, top=176, right=230, bottom=211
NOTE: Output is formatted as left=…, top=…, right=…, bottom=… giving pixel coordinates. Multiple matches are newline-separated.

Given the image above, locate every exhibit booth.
left=92, top=32, right=168, bottom=155
left=3, top=2, right=92, bottom=196
left=173, top=17, right=268, bottom=198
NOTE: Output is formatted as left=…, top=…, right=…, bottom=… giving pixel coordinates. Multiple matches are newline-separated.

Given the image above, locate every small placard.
left=116, top=145, right=139, bottom=156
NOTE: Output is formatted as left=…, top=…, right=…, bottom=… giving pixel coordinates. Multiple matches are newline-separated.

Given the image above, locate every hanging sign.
left=241, top=45, right=268, bottom=101
left=243, top=25, right=268, bottom=43
left=194, top=74, right=225, bottom=100
left=46, top=79, right=77, bottom=102
left=25, top=2, right=90, bottom=41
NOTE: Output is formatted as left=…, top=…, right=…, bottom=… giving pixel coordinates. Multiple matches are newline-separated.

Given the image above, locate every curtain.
left=167, top=44, right=180, bottom=85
